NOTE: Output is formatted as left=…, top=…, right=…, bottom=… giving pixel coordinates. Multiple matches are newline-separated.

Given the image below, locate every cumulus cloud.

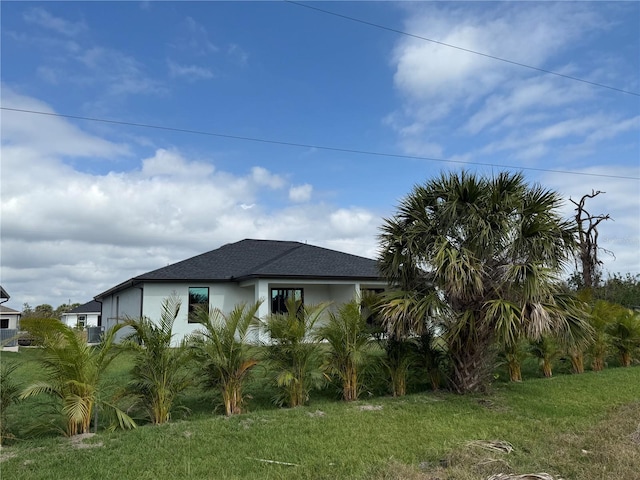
left=251, top=166, right=285, bottom=189
left=0, top=92, right=381, bottom=308
left=289, top=184, right=313, bottom=203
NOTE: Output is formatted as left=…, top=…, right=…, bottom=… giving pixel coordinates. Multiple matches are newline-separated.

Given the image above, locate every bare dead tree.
left=570, top=190, right=613, bottom=289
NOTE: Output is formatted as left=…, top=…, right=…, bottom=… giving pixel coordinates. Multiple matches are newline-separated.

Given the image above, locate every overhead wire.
left=285, top=1, right=640, bottom=97
left=3, top=106, right=638, bottom=181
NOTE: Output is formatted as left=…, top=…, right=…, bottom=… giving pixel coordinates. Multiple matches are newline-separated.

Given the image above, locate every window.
left=0, top=319, right=9, bottom=329
left=188, top=287, right=209, bottom=323
left=270, top=288, right=303, bottom=315
left=77, top=315, right=86, bottom=329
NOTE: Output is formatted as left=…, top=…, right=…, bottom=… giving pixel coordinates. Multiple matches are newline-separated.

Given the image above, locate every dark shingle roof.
left=0, top=286, right=9, bottom=300
left=69, top=300, right=102, bottom=314
left=97, top=239, right=382, bottom=298
left=138, top=239, right=381, bottom=281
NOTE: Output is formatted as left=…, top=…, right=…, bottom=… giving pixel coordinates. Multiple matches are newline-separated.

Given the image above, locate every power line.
left=285, top=1, right=640, bottom=98
left=3, top=107, right=638, bottom=181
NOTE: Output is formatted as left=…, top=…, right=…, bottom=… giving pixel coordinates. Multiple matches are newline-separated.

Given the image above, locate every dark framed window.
left=0, top=318, right=9, bottom=329
left=188, top=287, right=209, bottom=323
left=270, top=288, right=303, bottom=315
left=77, top=315, right=86, bottom=329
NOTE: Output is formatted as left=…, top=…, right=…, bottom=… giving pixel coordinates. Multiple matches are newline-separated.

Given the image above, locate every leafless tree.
left=570, top=190, right=612, bottom=289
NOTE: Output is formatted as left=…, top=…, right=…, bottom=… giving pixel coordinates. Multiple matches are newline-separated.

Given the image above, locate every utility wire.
left=3, top=106, right=638, bottom=181
left=285, top=1, right=640, bottom=98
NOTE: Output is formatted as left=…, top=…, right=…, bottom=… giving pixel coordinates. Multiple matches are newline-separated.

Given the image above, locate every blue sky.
left=1, top=1, right=639, bottom=309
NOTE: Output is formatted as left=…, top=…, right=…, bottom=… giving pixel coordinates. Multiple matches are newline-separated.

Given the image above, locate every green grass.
left=1, top=348, right=639, bottom=479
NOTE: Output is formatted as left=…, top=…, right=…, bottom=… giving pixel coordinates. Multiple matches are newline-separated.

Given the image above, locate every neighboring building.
left=61, top=300, right=102, bottom=329
left=0, top=286, right=21, bottom=348
left=0, top=305, right=21, bottom=331
left=95, top=239, right=386, bottom=343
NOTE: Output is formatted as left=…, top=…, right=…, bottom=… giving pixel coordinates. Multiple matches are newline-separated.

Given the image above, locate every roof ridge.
left=233, top=241, right=304, bottom=279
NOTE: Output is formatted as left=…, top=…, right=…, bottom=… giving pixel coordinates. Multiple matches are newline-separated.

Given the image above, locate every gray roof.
left=0, top=305, right=19, bottom=314
left=97, top=239, right=382, bottom=298
left=69, top=300, right=102, bottom=314
left=0, top=286, right=9, bottom=300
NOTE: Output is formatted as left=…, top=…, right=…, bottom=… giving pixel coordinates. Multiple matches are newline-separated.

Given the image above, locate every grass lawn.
left=1, top=348, right=639, bottom=479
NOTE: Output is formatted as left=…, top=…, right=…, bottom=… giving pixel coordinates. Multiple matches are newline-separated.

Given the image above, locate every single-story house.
left=0, top=305, right=21, bottom=331
left=1, top=286, right=21, bottom=349
left=61, top=300, right=102, bottom=329
left=95, top=239, right=386, bottom=343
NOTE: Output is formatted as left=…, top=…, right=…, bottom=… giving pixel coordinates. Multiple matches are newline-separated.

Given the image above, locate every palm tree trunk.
left=621, top=352, right=631, bottom=367
left=541, top=358, right=553, bottom=378
left=569, top=351, right=585, bottom=374
left=591, top=355, right=605, bottom=372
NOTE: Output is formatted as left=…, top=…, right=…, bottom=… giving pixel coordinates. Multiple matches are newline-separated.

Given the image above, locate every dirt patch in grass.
left=0, top=450, right=17, bottom=463
left=69, top=433, right=104, bottom=449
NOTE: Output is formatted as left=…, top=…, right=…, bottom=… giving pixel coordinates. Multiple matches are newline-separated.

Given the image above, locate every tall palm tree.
left=20, top=322, right=134, bottom=436
left=124, top=296, right=192, bottom=424
left=315, top=301, right=373, bottom=402
left=261, top=298, right=328, bottom=407
left=379, top=171, right=591, bottom=393
left=189, top=301, right=262, bottom=415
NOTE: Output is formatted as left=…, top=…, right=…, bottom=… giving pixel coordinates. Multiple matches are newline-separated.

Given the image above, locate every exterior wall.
left=61, top=312, right=100, bottom=329
left=0, top=312, right=20, bottom=330
left=141, top=282, right=255, bottom=344
left=101, top=287, right=143, bottom=332
left=101, top=278, right=386, bottom=345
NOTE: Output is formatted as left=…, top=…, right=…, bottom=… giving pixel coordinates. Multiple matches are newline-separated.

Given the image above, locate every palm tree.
left=315, top=301, right=373, bottom=402
left=261, top=298, right=328, bottom=407
left=189, top=301, right=262, bottom=415
left=606, top=308, right=640, bottom=367
left=1, top=362, right=21, bottom=444
left=379, top=171, right=590, bottom=393
left=20, top=322, right=134, bottom=436
left=124, top=296, right=192, bottom=424
left=587, top=300, right=616, bottom=371
left=528, top=335, right=560, bottom=378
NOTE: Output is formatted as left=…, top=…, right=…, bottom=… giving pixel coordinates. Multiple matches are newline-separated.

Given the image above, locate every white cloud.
left=23, top=7, right=87, bottom=36
left=0, top=92, right=381, bottom=308
left=542, top=166, right=640, bottom=276
left=251, top=166, right=285, bottom=189
left=167, top=59, right=215, bottom=81
left=289, top=184, right=313, bottom=203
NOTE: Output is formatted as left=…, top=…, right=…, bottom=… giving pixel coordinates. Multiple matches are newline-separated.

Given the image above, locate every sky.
left=1, top=1, right=639, bottom=310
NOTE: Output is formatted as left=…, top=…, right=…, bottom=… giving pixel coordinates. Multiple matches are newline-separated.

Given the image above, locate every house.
left=0, top=305, right=21, bottom=331
left=61, top=300, right=102, bottom=329
left=95, top=239, right=386, bottom=343
left=1, top=286, right=21, bottom=349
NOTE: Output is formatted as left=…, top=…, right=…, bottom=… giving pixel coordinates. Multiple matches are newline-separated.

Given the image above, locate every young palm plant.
left=315, top=301, right=373, bottom=402
left=587, top=300, right=616, bottom=371
left=189, top=301, right=262, bottom=415
left=20, top=322, right=134, bottom=436
left=124, top=296, right=191, bottom=424
left=261, top=298, right=328, bottom=407
left=379, top=336, right=415, bottom=397
left=606, top=308, right=640, bottom=367
left=1, top=362, right=21, bottom=444
left=528, top=335, right=560, bottom=378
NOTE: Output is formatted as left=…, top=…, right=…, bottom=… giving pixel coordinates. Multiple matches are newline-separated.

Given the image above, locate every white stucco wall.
left=61, top=312, right=100, bottom=329
left=0, top=312, right=20, bottom=330
left=101, top=278, right=386, bottom=345
left=141, top=282, right=255, bottom=343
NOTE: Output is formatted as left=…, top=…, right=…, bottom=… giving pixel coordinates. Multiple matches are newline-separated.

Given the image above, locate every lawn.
left=1, top=348, right=639, bottom=479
